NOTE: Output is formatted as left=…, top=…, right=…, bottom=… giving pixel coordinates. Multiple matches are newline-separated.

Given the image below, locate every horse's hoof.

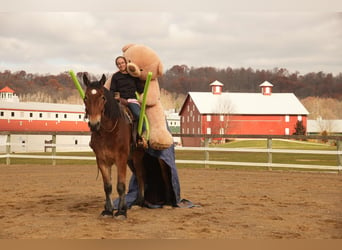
left=114, top=214, right=127, bottom=220
left=114, top=210, right=127, bottom=220
left=100, top=210, right=113, bottom=218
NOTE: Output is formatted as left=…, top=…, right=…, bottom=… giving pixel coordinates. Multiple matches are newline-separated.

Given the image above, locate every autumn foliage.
left=1, top=67, right=341, bottom=119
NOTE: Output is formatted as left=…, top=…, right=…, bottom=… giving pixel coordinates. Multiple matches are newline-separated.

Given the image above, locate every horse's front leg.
left=114, top=157, right=128, bottom=218
left=98, top=163, right=114, bottom=217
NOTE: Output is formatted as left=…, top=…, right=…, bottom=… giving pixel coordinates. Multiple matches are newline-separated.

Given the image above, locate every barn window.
left=207, top=115, right=211, bottom=122
left=220, top=115, right=224, bottom=121
left=285, top=128, right=290, bottom=135
left=285, top=115, right=290, bottom=122
left=0, top=111, right=4, bottom=117
left=198, top=128, right=201, bottom=134
left=297, top=115, right=302, bottom=121
left=11, top=112, right=15, bottom=117
left=220, top=128, right=224, bottom=134
left=206, top=127, right=211, bottom=134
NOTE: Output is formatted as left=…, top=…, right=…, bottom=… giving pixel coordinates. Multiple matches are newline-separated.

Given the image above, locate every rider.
left=104, top=56, right=146, bottom=144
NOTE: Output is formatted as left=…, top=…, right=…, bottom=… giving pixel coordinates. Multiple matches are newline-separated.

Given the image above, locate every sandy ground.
left=0, top=164, right=341, bottom=239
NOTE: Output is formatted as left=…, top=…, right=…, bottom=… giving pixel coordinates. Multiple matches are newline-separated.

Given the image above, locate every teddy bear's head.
left=122, top=44, right=163, bottom=80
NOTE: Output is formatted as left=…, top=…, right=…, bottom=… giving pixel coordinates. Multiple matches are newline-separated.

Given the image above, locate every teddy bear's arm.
left=144, top=79, right=161, bottom=106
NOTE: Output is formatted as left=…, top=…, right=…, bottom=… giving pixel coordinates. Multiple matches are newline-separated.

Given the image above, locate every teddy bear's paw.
left=149, top=141, right=172, bottom=151
left=136, top=136, right=148, bottom=149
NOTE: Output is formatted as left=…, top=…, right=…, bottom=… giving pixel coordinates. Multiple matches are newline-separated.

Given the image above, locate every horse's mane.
left=88, top=81, right=124, bottom=120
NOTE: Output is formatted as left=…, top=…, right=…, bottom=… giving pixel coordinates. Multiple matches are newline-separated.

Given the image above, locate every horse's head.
left=83, top=74, right=107, bottom=132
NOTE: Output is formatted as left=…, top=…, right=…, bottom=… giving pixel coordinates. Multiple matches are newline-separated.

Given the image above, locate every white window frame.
left=285, top=115, right=290, bottom=123
left=285, top=128, right=290, bottom=135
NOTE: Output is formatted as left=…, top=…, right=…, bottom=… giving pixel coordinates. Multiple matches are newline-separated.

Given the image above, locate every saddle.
left=119, top=103, right=147, bottom=150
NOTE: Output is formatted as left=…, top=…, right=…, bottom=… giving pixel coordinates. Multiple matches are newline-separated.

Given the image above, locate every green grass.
left=175, top=139, right=339, bottom=170
left=1, top=139, right=339, bottom=172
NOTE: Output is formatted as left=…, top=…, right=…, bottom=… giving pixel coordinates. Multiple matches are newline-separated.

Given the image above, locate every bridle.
left=84, top=87, right=119, bottom=133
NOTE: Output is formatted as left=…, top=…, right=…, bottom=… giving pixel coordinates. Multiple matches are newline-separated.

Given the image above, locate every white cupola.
left=259, top=81, right=274, bottom=96
left=209, top=80, right=224, bottom=95
left=0, top=86, right=19, bottom=102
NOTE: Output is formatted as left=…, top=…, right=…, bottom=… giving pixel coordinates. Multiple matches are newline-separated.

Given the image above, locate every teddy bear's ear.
left=122, top=44, right=135, bottom=52
left=158, top=62, right=164, bottom=75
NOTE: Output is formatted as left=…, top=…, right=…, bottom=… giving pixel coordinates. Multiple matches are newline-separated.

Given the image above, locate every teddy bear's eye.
left=140, top=69, right=143, bottom=71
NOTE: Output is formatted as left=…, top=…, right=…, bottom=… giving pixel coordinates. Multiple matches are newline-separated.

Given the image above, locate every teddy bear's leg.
left=146, top=103, right=173, bottom=150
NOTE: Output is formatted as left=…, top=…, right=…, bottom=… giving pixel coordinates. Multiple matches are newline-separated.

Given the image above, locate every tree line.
left=1, top=67, right=341, bottom=119
left=160, top=65, right=342, bottom=99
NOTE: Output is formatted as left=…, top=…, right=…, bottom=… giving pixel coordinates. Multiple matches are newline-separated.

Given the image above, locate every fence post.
left=52, top=134, right=56, bottom=166
left=337, top=139, right=342, bottom=174
left=6, top=134, right=11, bottom=165
left=267, top=137, right=272, bottom=170
left=204, top=137, right=209, bottom=168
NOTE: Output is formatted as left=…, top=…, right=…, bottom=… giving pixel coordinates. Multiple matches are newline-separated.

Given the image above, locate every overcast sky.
left=1, top=1, right=341, bottom=76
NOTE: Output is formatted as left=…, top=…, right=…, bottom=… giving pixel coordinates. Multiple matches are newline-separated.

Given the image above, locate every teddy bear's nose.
left=128, top=65, right=136, bottom=73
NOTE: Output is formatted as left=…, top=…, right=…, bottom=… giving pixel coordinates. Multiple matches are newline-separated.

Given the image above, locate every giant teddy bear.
left=122, top=44, right=173, bottom=150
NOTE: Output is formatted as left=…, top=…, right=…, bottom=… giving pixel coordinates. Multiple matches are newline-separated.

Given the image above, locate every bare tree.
left=212, top=95, right=235, bottom=143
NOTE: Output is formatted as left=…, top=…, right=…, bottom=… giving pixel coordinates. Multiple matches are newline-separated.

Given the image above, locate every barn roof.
left=182, top=92, right=309, bottom=115
left=0, top=86, right=15, bottom=93
left=0, top=101, right=85, bottom=113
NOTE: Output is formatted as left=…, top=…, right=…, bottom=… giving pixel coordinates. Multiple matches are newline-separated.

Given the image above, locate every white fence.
left=0, top=132, right=341, bottom=172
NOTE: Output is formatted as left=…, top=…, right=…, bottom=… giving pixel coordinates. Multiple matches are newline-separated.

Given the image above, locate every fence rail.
left=0, top=132, right=341, bottom=172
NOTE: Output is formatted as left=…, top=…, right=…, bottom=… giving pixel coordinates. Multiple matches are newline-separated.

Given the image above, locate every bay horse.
left=83, top=73, right=145, bottom=218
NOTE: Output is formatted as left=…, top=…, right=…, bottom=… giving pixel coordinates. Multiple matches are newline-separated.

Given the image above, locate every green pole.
left=138, top=72, right=152, bottom=136
left=69, top=70, right=85, bottom=99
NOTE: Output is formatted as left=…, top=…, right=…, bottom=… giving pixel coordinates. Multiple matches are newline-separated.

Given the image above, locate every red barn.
left=179, top=81, right=309, bottom=147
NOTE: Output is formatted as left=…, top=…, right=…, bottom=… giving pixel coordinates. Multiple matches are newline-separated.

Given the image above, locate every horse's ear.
left=83, top=73, right=90, bottom=87
left=99, top=74, right=106, bottom=86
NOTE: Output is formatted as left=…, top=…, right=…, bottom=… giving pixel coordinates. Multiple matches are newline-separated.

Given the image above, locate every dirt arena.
left=0, top=164, right=341, bottom=239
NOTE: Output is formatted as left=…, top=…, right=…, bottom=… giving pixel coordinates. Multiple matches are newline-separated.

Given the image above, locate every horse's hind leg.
left=132, top=149, right=145, bottom=206
left=99, top=164, right=114, bottom=217
left=158, top=159, right=173, bottom=205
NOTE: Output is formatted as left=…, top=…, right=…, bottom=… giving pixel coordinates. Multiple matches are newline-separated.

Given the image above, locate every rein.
left=100, top=118, right=118, bottom=133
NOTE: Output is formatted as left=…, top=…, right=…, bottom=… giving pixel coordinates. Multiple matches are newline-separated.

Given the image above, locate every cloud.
left=0, top=11, right=341, bottom=76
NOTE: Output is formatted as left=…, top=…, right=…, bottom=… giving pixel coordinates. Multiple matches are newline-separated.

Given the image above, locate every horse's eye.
left=140, top=69, right=143, bottom=71
left=102, top=96, right=106, bottom=101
